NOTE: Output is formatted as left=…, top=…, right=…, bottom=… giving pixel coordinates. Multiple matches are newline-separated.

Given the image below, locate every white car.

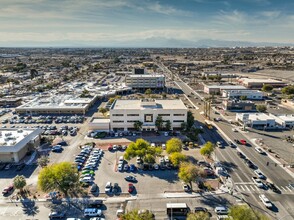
left=259, top=194, right=272, bottom=209
left=255, top=147, right=264, bottom=154
left=104, top=182, right=112, bottom=193
left=164, top=132, right=168, bottom=136
left=252, top=177, right=264, bottom=188
left=232, top=128, right=238, bottom=132
left=118, top=164, right=123, bottom=172
left=254, top=169, right=266, bottom=180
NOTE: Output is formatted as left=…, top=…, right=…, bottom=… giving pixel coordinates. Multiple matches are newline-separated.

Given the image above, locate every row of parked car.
left=75, top=146, right=104, bottom=186
left=4, top=115, right=85, bottom=125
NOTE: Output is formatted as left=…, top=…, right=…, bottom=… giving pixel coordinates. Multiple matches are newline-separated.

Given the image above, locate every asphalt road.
left=159, top=66, right=294, bottom=219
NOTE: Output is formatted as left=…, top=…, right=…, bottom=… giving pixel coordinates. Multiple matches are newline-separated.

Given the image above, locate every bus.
left=205, top=120, right=213, bottom=129
left=166, top=203, right=189, bottom=217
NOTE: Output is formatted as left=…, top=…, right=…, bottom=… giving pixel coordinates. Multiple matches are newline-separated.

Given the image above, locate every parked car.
left=254, top=169, right=266, bottom=180
left=129, top=164, right=137, bottom=172
left=113, top=183, right=119, bottom=194
left=182, top=182, right=191, bottom=192
left=4, top=164, right=12, bottom=170
left=105, top=182, right=112, bottom=193
left=125, top=175, right=137, bottom=182
left=259, top=194, right=272, bottom=209
left=49, top=211, right=66, bottom=219
left=194, top=207, right=208, bottom=213
left=128, top=183, right=135, bottom=193
left=239, top=139, right=247, bottom=145
left=2, top=184, right=14, bottom=195
left=52, top=146, right=63, bottom=153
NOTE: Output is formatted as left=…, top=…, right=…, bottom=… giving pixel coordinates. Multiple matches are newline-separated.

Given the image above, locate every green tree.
left=166, top=138, right=182, bottom=154
left=200, top=141, right=215, bottom=158
left=145, top=88, right=152, bottom=96
left=108, top=97, right=115, bottom=105
left=37, top=156, right=49, bottom=168
left=38, top=162, right=79, bottom=196
left=144, top=154, right=156, bottom=164
left=178, top=162, right=204, bottom=189
left=181, top=122, right=187, bottom=131
left=165, top=120, right=171, bottom=131
left=187, top=212, right=210, bottom=220
left=281, top=85, right=294, bottom=95
left=121, top=209, right=154, bottom=220
left=13, top=175, right=27, bottom=192
left=229, top=205, right=270, bottom=220
left=155, top=115, right=164, bottom=131
left=99, top=107, right=107, bottom=116
left=133, top=121, right=143, bottom=131
left=240, top=95, right=247, bottom=100
left=187, top=111, right=195, bottom=131
left=124, top=139, right=162, bottom=163
left=169, top=152, right=187, bottom=167
left=261, top=84, right=273, bottom=92
left=256, top=104, right=267, bottom=112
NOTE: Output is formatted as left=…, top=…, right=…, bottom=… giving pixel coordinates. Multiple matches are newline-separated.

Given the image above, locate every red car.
left=108, top=145, right=113, bottom=151
left=128, top=183, right=135, bottom=193
left=2, top=185, right=14, bottom=195
left=240, top=139, right=247, bottom=145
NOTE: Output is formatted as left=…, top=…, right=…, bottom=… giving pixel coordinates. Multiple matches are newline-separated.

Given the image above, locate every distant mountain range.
left=1, top=37, right=294, bottom=48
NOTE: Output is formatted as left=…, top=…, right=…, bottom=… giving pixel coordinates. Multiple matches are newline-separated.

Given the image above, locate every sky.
left=0, top=0, right=293, bottom=46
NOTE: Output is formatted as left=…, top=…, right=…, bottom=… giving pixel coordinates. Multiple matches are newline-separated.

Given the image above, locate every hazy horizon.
left=0, top=0, right=293, bottom=47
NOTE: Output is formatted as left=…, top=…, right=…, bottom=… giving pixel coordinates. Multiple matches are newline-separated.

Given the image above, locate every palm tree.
left=133, top=121, right=143, bottom=131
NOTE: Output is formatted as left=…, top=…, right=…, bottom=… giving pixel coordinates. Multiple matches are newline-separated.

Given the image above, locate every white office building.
left=125, top=74, right=165, bottom=89
left=222, top=90, right=264, bottom=100
left=236, top=113, right=294, bottom=129
left=109, top=99, right=187, bottom=131
left=0, top=128, right=42, bottom=163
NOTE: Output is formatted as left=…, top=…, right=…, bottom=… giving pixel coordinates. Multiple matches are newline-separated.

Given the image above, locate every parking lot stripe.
left=250, top=185, right=255, bottom=191
left=240, top=185, right=245, bottom=191
left=280, top=186, right=287, bottom=191
left=286, top=186, right=292, bottom=192
left=245, top=185, right=250, bottom=191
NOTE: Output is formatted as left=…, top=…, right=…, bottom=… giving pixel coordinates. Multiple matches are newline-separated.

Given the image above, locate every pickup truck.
left=252, top=177, right=264, bottom=188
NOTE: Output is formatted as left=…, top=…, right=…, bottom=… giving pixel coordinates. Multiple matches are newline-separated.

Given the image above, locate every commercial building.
left=222, top=90, right=264, bottom=100
left=16, top=95, right=97, bottom=115
left=201, top=71, right=237, bottom=79
left=238, top=78, right=287, bottom=89
left=0, top=97, right=22, bottom=107
left=236, top=113, right=276, bottom=129
left=236, top=113, right=294, bottom=129
left=125, top=74, right=165, bottom=89
left=222, top=100, right=256, bottom=111
left=110, top=99, right=187, bottom=131
left=203, top=84, right=247, bottom=94
left=88, top=118, right=111, bottom=131
left=0, top=128, right=42, bottom=163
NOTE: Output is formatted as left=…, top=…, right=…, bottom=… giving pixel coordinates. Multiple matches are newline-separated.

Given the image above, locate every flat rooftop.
left=127, top=74, right=165, bottom=78
left=112, top=99, right=187, bottom=110
left=205, top=85, right=246, bottom=90
left=17, top=95, right=95, bottom=109
left=240, top=78, right=285, bottom=83
left=91, top=118, right=110, bottom=123
left=0, top=129, right=33, bottom=147
left=275, top=115, right=294, bottom=121
left=0, top=128, right=43, bottom=153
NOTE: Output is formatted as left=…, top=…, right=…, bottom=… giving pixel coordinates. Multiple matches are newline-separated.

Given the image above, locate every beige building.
left=16, top=95, right=97, bottom=115
left=109, top=99, right=187, bottom=131
left=0, top=128, right=42, bottom=163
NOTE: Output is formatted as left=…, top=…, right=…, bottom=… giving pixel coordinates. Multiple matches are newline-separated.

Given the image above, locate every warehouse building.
left=109, top=99, right=187, bottom=131
left=16, top=95, right=98, bottom=115
left=203, top=84, right=247, bottom=94
left=238, top=78, right=287, bottom=89
left=222, top=90, right=264, bottom=100
left=0, top=128, right=42, bottom=163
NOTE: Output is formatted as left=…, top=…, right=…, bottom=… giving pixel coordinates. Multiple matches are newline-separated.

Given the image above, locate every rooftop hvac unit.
left=0, top=142, right=7, bottom=145
left=5, top=132, right=12, bottom=136
left=17, top=129, right=23, bottom=133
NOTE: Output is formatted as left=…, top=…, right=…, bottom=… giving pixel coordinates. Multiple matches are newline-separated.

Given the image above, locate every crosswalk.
left=233, top=183, right=293, bottom=194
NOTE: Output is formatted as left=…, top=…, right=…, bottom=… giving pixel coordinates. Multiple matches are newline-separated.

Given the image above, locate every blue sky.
left=0, top=0, right=293, bottom=46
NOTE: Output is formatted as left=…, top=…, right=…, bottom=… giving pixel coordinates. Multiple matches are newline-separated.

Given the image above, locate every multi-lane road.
left=157, top=62, right=294, bottom=219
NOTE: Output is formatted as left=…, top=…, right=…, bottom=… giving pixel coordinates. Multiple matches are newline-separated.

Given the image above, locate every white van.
left=214, top=206, right=228, bottom=215
left=259, top=194, right=272, bottom=209
left=84, top=208, right=102, bottom=217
